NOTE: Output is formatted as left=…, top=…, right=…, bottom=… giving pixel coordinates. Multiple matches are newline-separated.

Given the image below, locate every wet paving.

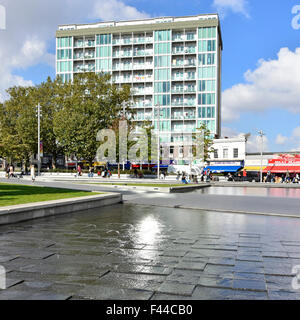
left=197, top=186, right=300, bottom=199
left=1, top=203, right=300, bottom=300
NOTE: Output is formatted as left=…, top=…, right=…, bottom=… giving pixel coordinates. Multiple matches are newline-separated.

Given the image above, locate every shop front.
left=263, top=154, right=300, bottom=175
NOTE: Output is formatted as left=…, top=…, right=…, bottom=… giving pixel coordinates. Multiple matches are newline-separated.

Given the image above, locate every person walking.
left=77, top=165, right=82, bottom=177
left=243, top=169, right=247, bottom=182
left=30, top=165, right=36, bottom=182
left=6, top=164, right=10, bottom=179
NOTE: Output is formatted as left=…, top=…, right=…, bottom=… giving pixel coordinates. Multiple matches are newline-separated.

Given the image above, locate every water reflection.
left=198, top=187, right=300, bottom=199
left=136, top=215, right=162, bottom=245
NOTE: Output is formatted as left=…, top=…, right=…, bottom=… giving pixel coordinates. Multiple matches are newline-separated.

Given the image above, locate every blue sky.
left=2, top=0, right=300, bottom=152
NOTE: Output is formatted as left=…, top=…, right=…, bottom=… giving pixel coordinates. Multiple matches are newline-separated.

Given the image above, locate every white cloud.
left=0, top=0, right=151, bottom=102
left=275, top=134, right=288, bottom=145
left=222, top=48, right=300, bottom=123
left=93, top=0, right=150, bottom=21
left=213, top=0, right=250, bottom=18
left=221, top=126, right=269, bottom=153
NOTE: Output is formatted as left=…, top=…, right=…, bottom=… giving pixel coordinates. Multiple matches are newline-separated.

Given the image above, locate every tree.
left=53, top=72, right=132, bottom=167
left=193, top=122, right=215, bottom=165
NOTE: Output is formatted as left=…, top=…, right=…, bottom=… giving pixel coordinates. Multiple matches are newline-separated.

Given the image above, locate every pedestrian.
left=243, top=169, right=247, bottom=182
left=134, top=168, right=138, bottom=179
left=285, top=170, right=290, bottom=183
left=77, top=165, right=82, bottom=177
left=206, top=169, right=211, bottom=182
left=30, top=165, right=36, bottom=182
left=6, top=164, right=10, bottom=179
left=9, top=164, right=14, bottom=178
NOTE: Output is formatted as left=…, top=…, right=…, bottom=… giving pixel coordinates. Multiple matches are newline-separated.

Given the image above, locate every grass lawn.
left=0, top=183, right=99, bottom=207
left=88, top=183, right=192, bottom=188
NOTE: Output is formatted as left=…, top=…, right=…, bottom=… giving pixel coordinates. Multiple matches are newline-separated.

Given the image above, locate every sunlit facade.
left=56, top=14, right=223, bottom=162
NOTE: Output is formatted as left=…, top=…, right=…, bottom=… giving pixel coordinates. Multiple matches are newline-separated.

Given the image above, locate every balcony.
left=74, top=64, right=95, bottom=72
left=112, top=64, right=133, bottom=71
left=84, top=40, right=95, bottom=47
left=172, top=88, right=184, bottom=94
left=133, top=37, right=153, bottom=44
left=84, top=53, right=95, bottom=59
left=132, top=75, right=153, bottom=83
left=172, top=47, right=196, bottom=55
left=133, top=63, right=153, bottom=70
left=74, top=41, right=84, bottom=48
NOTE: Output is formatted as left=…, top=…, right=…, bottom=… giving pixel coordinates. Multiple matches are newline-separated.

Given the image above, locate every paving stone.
left=234, top=272, right=265, bottom=281
left=166, top=269, right=201, bottom=285
left=237, top=255, right=263, bottom=262
left=234, top=290, right=268, bottom=300
left=95, top=272, right=166, bottom=291
left=262, top=251, right=289, bottom=258
left=113, top=264, right=172, bottom=276
left=150, top=293, right=192, bottom=300
left=198, top=275, right=233, bottom=289
left=203, top=264, right=234, bottom=277
left=0, top=289, right=71, bottom=300
left=234, top=261, right=264, bottom=274
left=77, top=285, right=154, bottom=300
left=233, top=279, right=267, bottom=292
left=175, top=261, right=206, bottom=271
left=192, top=286, right=235, bottom=300
left=157, top=281, right=195, bottom=296
left=208, top=258, right=235, bottom=266
left=268, top=290, right=300, bottom=300
left=160, top=250, right=188, bottom=257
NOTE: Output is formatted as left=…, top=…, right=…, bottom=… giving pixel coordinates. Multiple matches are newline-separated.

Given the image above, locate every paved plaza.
left=1, top=197, right=300, bottom=300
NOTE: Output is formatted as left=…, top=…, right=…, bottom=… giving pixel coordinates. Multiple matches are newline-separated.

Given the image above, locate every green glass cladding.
left=57, top=37, right=72, bottom=48
left=57, top=49, right=72, bottom=60
left=96, top=46, right=111, bottom=58
left=57, top=61, right=72, bottom=73
left=198, top=27, right=216, bottom=39
left=154, top=30, right=171, bottom=42
left=96, top=34, right=112, bottom=45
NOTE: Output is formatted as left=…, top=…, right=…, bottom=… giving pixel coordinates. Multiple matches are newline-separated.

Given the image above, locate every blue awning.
left=205, top=166, right=242, bottom=173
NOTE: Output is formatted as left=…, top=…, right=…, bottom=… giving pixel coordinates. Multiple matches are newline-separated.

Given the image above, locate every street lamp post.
left=156, top=104, right=160, bottom=180
left=258, top=130, right=265, bottom=183
left=37, top=103, right=41, bottom=177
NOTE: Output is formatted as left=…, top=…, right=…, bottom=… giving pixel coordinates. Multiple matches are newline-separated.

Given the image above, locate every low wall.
left=0, top=193, right=122, bottom=226
left=93, top=183, right=210, bottom=193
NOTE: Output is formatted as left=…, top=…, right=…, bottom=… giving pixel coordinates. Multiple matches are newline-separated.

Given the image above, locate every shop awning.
left=244, top=166, right=267, bottom=171
left=264, top=166, right=300, bottom=173
left=205, top=166, right=242, bottom=173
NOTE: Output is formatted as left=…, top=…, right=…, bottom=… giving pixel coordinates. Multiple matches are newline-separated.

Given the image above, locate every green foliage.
left=0, top=73, right=132, bottom=169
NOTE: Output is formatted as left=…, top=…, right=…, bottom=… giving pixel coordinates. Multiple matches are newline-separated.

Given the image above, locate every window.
left=199, top=27, right=217, bottom=39
left=96, top=34, right=111, bottom=45
left=223, top=149, right=228, bottom=159
left=155, top=56, right=170, bottom=67
left=96, top=59, right=111, bottom=71
left=96, top=46, right=111, bottom=58
left=57, top=37, right=72, bottom=48
left=154, top=82, right=170, bottom=93
left=198, top=40, right=216, bottom=53
left=214, top=149, right=218, bottom=159
left=57, top=49, right=72, bottom=60
left=155, top=30, right=171, bottom=42
left=234, top=148, right=239, bottom=158
left=198, top=93, right=216, bottom=105
left=155, top=43, right=171, bottom=54
left=198, top=67, right=216, bottom=79
left=154, top=68, right=170, bottom=80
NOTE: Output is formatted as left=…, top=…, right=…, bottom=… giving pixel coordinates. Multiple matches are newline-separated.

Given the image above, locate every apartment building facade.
left=56, top=14, right=223, bottom=163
